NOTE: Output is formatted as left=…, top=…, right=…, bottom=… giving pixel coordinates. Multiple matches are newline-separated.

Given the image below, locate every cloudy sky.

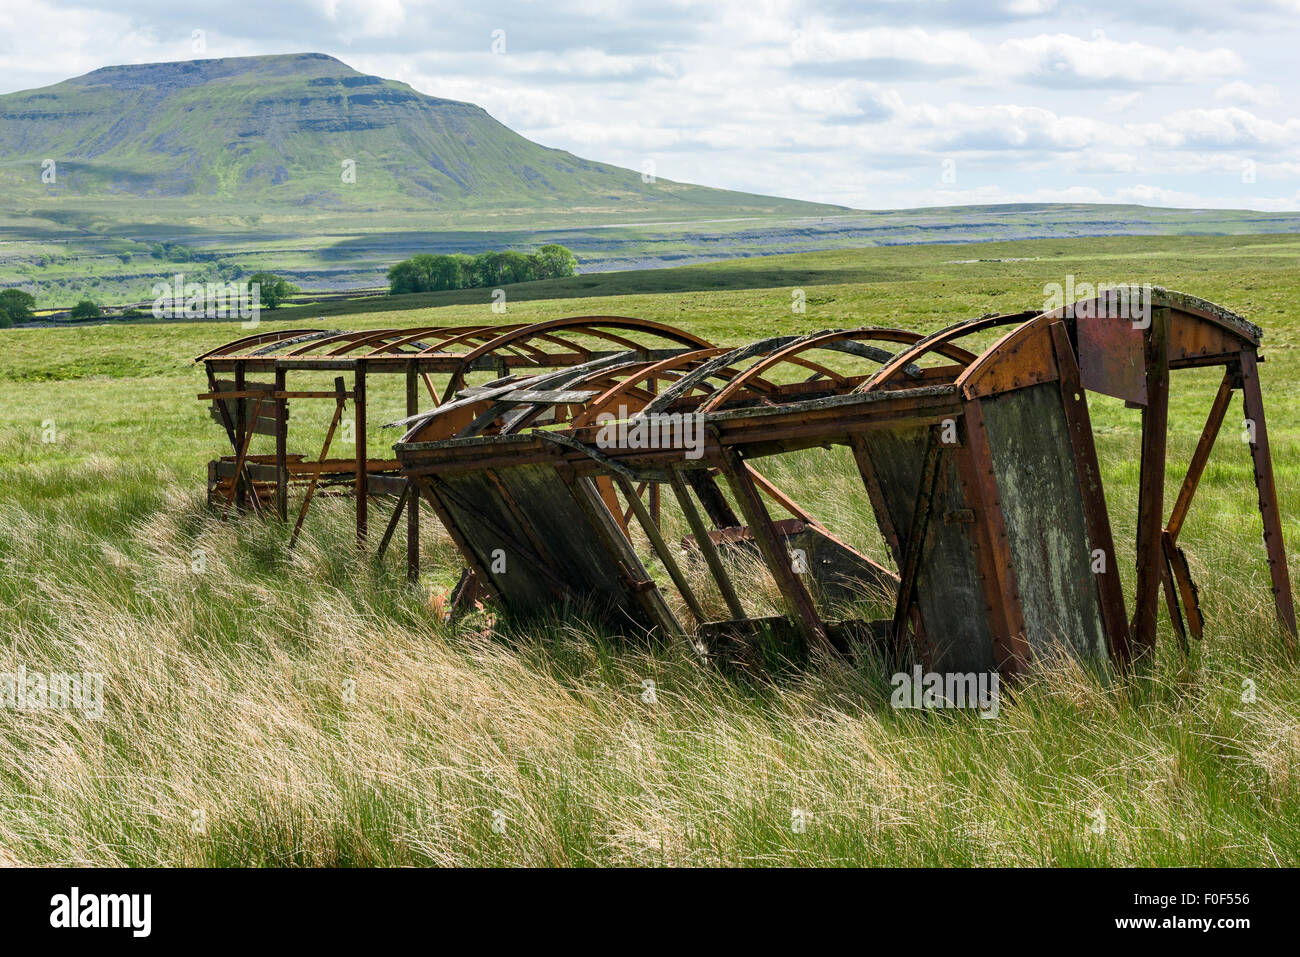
left=2, top=0, right=1298, bottom=211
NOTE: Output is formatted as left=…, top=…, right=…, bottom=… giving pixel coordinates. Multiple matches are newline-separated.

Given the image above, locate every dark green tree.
left=248, top=272, right=300, bottom=309
left=70, top=299, right=102, bottom=320
left=534, top=244, right=578, bottom=279
left=0, top=288, right=36, bottom=326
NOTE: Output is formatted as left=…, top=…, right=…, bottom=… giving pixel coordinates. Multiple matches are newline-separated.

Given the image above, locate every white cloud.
left=1214, top=81, right=1282, bottom=106
left=1002, top=33, right=1243, bottom=86
left=791, top=27, right=1244, bottom=87
left=0, top=0, right=1296, bottom=211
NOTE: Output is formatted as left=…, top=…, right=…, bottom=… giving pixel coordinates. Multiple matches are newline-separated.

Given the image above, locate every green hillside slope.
left=0, top=52, right=839, bottom=216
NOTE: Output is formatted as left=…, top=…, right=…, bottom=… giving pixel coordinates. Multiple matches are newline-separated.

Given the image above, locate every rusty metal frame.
left=197, top=288, right=1293, bottom=678
left=198, top=317, right=720, bottom=580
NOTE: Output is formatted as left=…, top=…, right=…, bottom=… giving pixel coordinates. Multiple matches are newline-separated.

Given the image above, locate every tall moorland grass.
left=1, top=235, right=1297, bottom=865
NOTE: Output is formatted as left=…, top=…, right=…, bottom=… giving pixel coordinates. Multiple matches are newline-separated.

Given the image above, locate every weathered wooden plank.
left=434, top=463, right=658, bottom=630
left=500, top=389, right=598, bottom=404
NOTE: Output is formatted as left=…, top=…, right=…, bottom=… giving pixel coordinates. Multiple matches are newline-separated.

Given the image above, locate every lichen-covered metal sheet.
left=857, top=425, right=997, bottom=673
left=980, top=383, right=1108, bottom=664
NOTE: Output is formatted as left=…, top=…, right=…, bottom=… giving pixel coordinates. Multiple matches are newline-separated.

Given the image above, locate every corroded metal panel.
left=1076, top=314, right=1146, bottom=405
left=856, top=425, right=997, bottom=673
left=980, top=383, right=1108, bottom=664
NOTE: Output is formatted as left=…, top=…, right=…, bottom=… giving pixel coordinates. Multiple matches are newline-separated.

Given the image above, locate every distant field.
left=0, top=233, right=1297, bottom=865
left=5, top=202, right=1300, bottom=308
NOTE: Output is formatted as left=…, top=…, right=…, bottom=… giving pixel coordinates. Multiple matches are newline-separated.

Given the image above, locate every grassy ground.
left=0, top=233, right=1297, bottom=865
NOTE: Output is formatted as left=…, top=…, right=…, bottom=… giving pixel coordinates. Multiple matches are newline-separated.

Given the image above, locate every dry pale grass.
left=0, top=473, right=1296, bottom=866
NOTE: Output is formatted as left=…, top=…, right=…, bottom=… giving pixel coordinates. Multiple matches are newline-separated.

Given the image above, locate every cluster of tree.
left=249, top=272, right=299, bottom=309
left=150, top=242, right=198, bottom=261
left=387, top=244, right=578, bottom=295
left=0, top=288, right=35, bottom=327
left=0, top=290, right=109, bottom=326
left=0, top=270, right=298, bottom=327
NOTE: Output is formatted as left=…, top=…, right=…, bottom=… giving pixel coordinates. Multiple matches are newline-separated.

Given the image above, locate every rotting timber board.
left=426, top=462, right=662, bottom=631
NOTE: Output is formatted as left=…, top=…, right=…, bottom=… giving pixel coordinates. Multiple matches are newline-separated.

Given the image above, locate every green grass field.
left=1, top=233, right=1297, bottom=865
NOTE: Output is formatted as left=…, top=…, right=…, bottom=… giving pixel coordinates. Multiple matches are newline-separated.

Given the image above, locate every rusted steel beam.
left=288, top=459, right=401, bottom=476
left=1166, top=368, right=1236, bottom=543
left=197, top=389, right=274, bottom=401
left=685, top=470, right=741, bottom=529
left=222, top=392, right=264, bottom=520
left=269, top=390, right=357, bottom=400
left=1049, top=322, right=1132, bottom=667
left=234, top=361, right=248, bottom=511
left=206, top=365, right=240, bottom=459
left=615, top=474, right=707, bottom=625
left=1160, top=552, right=1189, bottom=656
left=421, top=371, right=440, bottom=405
left=375, top=484, right=410, bottom=559
left=716, top=445, right=832, bottom=654
left=668, top=468, right=747, bottom=621
left=1162, top=530, right=1203, bottom=643
left=406, top=363, right=421, bottom=584
left=1131, top=306, right=1171, bottom=659
left=354, top=360, right=368, bottom=546
left=597, top=476, right=632, bottom=537
left=619, top=481, right=648, bottom=527
left=275, top=366, right=288, bottom=522
left=647, top=376, right=661, bottom=530
left=956, top=400, right=1030, bottom=676
left=1239, top=348, right=1297, bottom=639
left=745, top=465, right=820, bottom=526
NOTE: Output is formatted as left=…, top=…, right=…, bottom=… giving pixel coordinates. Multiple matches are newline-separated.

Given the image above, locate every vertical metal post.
left=1049, top=322, right=1131, bottom=666
left=957, top=400, right=1030, bottom=676
left=1239, top=349, right=1297, bottom=639
left=234, top=360, right=247, bottom=511
left=1131, top=306, right=1170, bottom=658
left=406, top=361, right=420, bottom=583
left=354, top=359, right=368, bottom=545
left=274, top=365, right=287, bottom=522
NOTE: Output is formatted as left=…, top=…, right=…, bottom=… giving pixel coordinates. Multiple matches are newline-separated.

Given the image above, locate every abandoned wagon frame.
left=390, top=288, right=1295, bottom=677
left=195, top=317, right=714, bottom=580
